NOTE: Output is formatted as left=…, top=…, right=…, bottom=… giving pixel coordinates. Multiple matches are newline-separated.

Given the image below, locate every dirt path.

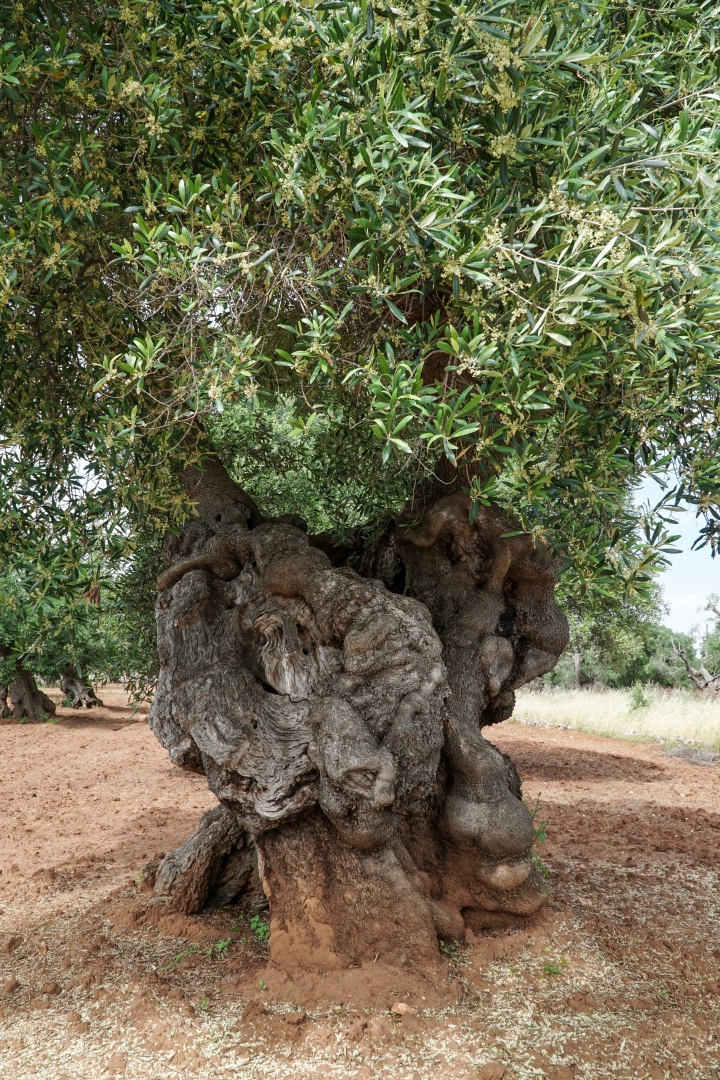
left=0, top=690, right=718, bottom=1079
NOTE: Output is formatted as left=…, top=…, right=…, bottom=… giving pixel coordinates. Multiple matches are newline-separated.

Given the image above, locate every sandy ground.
left=0, top=687, right=718, bottom=1079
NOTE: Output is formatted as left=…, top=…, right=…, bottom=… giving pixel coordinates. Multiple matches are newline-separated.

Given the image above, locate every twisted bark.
left=148, top=459, right=568, bottom=969
left=147, top=804, right=249, bottom=913
left=59, top=666, right=104, bottom=709
left=9, top=665, right=56, bottom=721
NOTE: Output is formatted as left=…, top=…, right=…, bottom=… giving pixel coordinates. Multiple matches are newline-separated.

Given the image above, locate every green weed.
left=532, top=852, right=551, bottom=878
left=630, top=682, right=649, bottom=710
left=543, top=957, right=568, bottom=977
left=250, top=915, right=269, bottom=942
left=440, top=940, right=459, bottom=956
left=527, top=795, right=550, bottom=878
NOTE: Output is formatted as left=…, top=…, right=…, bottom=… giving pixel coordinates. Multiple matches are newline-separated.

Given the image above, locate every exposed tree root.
left=146, top=805, right=259, bottom=916
left=10, top=666, right=56, bottom=721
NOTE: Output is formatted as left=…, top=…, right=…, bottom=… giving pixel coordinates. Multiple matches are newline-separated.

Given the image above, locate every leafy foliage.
left=0, top=550, right=159, bottom=694
left=210, top=396, right=417, bottom=538
left=249, top=914, right=270, bottom=942
left=0, top=565, right=105, bottom=685
left=629, top=681, right=649, bottom=710
left=546, top=579, right=714, bottom=690
left=97, top=547, right=164, bottom=697
left=2, top=0, right=720, bottom=618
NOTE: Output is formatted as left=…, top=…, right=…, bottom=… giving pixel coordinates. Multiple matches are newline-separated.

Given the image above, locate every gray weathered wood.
left=151, top=804, right=246, bottom=914
left=10, top=665, right=57, bottom=721
left=60, top=666, right=104, bottom=709
left=148, top=459, right=568, bottom=967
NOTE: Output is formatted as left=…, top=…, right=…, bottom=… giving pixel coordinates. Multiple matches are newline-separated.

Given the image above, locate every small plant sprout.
left=164, top=945, right=199, bottom=972
left=249, top=915, right=269, bottom=941
left=543, top=956, right=568, bottom=977
left=527, top=795, right=550, bottom=878
left=440, top=940, right=459, bottom=956
left=215, top=939, right=231, bottom=955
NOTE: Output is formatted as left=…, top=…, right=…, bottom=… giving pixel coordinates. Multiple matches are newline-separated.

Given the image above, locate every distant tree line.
left=543, top=587, right=720, bottom=693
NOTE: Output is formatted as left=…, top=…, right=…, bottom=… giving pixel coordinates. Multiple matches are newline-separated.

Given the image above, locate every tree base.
left=152, top=804, right=549, bottom=971
left=259, top=810, right=441, bottom=972
left=10, top=667, right=56, bottom=721
left=59, top=666, right=104, bottom=708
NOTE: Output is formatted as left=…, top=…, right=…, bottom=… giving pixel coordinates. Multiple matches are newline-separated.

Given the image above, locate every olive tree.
left=2, top=0, right=720, bottom=966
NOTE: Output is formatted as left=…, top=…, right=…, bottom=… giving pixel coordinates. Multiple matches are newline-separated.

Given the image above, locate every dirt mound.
left=242, top=959, right=454, bottom=1011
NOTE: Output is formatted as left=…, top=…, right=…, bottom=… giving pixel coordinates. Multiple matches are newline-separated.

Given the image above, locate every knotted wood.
left=149, top=459, right=568, bottom=969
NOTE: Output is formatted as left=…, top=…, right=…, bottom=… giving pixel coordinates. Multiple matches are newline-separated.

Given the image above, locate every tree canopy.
left=3, top=0, right=720, bottom=619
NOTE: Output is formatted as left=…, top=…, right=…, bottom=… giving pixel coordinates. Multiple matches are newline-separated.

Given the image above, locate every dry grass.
left=514, top=686, right=720, bottom=750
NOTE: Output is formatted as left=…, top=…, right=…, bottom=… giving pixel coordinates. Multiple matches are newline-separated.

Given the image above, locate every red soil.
left=0, top=688, right=718, bottom=1080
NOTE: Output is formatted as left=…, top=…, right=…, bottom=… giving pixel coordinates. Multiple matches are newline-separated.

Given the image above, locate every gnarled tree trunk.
left=10, top=664, right=57, bottom=721
left=60, top=666, right=104, bottom=708
left=1, top=649, right=12, bottom=718
left=674, top=643, right=720, bottom=698
left=148, top=460, right=568, bottom=971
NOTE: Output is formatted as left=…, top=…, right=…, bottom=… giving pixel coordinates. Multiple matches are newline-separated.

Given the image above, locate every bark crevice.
left=145, top=805, right=264, bottom=915
left=148, top=459, right=568, bottom=968
left=9, top=665, right=57, bottom=721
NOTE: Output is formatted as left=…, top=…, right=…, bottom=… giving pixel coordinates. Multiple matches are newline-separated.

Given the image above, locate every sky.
left=637, top=479, right=720, bottom=636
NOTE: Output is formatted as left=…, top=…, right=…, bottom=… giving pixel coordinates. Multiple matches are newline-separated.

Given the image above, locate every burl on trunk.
left=148, top=460, right=568, bottom=971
